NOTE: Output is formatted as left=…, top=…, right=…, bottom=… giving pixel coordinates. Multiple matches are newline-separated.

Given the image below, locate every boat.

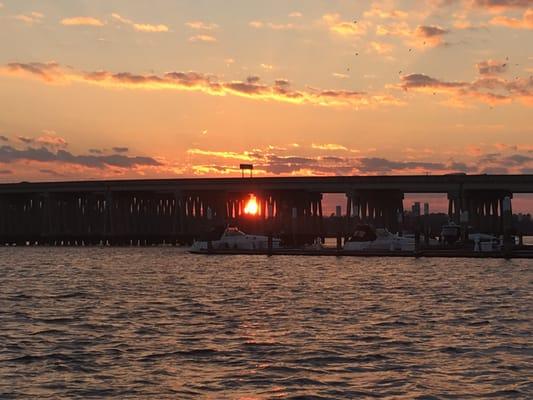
left=190, top=226, right=281, bottom=252
left=469, top=233, right=500, bottom=252
left=441, top=221, right=462, bottom=244
left=343, top=224, right=415, bottom=251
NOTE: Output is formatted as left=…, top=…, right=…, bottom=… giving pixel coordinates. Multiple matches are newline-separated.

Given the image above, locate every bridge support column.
left=459, top=190, right=513, bottom=235
left=350, top=190, right=404, bottom=233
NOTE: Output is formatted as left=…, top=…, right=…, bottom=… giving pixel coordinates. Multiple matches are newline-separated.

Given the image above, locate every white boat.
left=191, top=227, right=281, bottom=252
left=469, top=233, right=500, bottom=252
left=343, top=225, right=415, bottom=251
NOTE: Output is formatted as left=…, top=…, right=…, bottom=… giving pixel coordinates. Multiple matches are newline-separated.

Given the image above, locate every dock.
left=190, top=247, right=533, bottom=259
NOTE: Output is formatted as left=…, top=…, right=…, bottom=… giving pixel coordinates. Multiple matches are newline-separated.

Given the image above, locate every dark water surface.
left=0, top=248, right=531, bottom=399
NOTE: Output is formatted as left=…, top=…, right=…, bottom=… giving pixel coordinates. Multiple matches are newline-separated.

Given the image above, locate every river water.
left=0, top=248, right=531, bottom=399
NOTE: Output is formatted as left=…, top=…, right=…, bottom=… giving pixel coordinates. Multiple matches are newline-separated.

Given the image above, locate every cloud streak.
left=111, top=13, right=168, bottom=32
left=186, top=21, right=218, bottom=30
left=13, top=12, right=44, bottom=25
left=1, top=62, right=403, bottom=109
left=61, top=17, right=105, bottom=27
left=0, top=145, right=161, bottom=169
left=189, top=34, right=217, bottom=43
left=186, top=144, right=533, bottom=176
left=490, top=9, right=533, bottom=29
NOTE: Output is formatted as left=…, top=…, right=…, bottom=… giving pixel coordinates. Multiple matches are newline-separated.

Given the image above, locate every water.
left=0, top=248, right=531, bottom=399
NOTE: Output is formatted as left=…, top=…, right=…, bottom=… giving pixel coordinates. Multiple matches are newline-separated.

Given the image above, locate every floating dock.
left=190, top=248, right=533, bottom=259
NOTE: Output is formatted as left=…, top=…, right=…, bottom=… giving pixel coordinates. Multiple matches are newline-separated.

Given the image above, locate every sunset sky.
left=0, top=0, right=532, bottom=182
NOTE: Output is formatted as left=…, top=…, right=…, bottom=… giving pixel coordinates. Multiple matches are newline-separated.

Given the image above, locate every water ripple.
left=0, top=248, right=531, bottom=399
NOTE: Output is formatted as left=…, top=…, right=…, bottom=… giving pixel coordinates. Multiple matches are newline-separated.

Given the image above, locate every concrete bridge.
left=0, top=174, right=531, bottom=245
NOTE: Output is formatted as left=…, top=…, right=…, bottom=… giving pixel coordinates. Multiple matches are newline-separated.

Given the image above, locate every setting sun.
left=244, top=194, right=259, bottom=215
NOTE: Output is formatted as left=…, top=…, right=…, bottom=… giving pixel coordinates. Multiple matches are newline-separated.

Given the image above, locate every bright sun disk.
left=244, top=195, right=258, bottom=215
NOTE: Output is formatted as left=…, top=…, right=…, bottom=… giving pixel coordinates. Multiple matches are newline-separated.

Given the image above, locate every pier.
left=0, top=174, right=532, bottom=246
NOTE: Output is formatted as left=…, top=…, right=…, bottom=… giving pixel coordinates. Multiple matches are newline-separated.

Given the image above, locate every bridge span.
left=0, top=174, right=531, bottom=245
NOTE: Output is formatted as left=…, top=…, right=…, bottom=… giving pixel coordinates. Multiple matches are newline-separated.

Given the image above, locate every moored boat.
left=191, top=226, right=281, bottom=252
left=343, top=224, right=415, bottom=251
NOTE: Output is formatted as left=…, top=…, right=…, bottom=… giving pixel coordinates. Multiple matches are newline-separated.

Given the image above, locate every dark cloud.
left=438, top=0, right=530, bottom=9
left=0, top=169, right=13, bottom=174
left=246, top=76, right=261, bottom=84
left=399, top=72, right=532, bottom=106
left=481, top=166, right=510, bottom=174
left=164, top=71, right=212, bottom=86
left=416, top=25, right=449, bottom=37
left=89, top=148, right=103, bottom=154
left=223, top=81, right=265, bottom=94
left=447, top=161, right=469, bottom=172
left=321, top=156, right=345, bottom=162
left=400, top=74, right=467, bottom=89
left=477, top=60, right=508, bottom=75
left=7, top=62, right=61, bottom=82
left=504, top=154, right=532, bottom=165
left=18, top=136, right=34, bottom=144
left=0, top=145, right=161, bottom=169
left=112, top=147, right=129, bottom=153
left=357, top=157, right=446, bottom=172
left=0, top=136, right=8, bottom=142
left=259, top=153, right=459, bottom=175
left=472, top=0, right=531, bottom=9
left=317, top=89, right=367, bottom=99
left=480, top=153, right=501, bottom=162
left=275, top=79, right=291, bottom=87
left=39, top=169, right=63, bottom=176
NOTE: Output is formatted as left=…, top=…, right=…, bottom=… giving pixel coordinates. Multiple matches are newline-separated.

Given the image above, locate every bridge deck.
left=1, top=174, right=532, bottom=193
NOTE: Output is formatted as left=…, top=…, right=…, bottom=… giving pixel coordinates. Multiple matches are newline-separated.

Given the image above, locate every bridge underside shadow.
left=0, top=175, right=530, bottom=245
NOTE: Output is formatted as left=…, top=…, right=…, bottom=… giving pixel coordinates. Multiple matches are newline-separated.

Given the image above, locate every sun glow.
left=244, top=195, right=259, bottom=215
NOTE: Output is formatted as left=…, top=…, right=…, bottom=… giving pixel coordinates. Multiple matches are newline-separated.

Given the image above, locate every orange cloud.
left=186, top=21, right=218, bottom=30
left=189, top=34, right=217, bottom=43
left=187, top=149, right=254, bottom=161
left=13, top=12, right=44, bottom=25
left=377, top=22, right=449, bottom=48
left=311, top=143, right=349, bottom=151
left=332, top=72, right=350, bottom=79
left=2, top=62, right=403, bottom=109
left=249, top=20, right=297, bottom=30
left=111, top=13, right=168, bottom=32
left=364, top=7, right=409, bottom=19
left=368, top=41, right=394, bottom=54
left=490, top=8, right=533, bottom=29
left=376, top=21, right=411, bottom=36
left=61, top=17, right=105, bottom=27
left=322, top=13, right=369, bottom=36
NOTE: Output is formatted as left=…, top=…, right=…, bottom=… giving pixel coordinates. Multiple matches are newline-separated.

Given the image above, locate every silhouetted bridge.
left=0, top=175, right=531, bottom=245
